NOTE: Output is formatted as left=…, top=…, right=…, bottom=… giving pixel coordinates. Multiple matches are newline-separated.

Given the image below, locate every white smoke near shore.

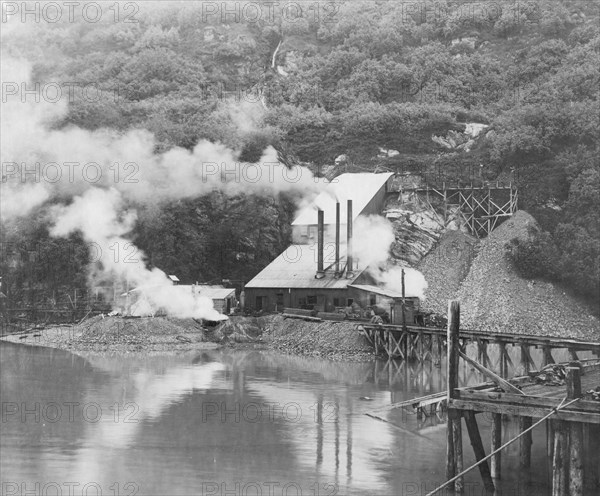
left=0, top=53, right=322, bottom=320
left=353, top=215, right=428, bottom=298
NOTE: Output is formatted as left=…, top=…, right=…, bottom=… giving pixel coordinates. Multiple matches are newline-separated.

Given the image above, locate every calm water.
left=1, top=343, right=558, bottom=496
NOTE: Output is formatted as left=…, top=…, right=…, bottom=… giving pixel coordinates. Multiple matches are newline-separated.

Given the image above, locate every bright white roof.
left=245, top=244, right=363, bottom=289
left=292, top=173, right=394, bottom=226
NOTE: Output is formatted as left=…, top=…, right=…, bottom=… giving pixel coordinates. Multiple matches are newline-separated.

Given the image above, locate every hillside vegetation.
left=1, top=1, right=598, bottom=311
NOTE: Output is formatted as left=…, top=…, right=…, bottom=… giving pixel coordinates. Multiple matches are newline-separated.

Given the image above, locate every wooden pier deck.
left=434, top=301, right=600, bottom=496
left=453, top=363, right=600, bottom=425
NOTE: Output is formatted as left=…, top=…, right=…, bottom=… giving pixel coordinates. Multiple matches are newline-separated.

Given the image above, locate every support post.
left=519, top=417, right=533, bottom=468
left=464, top=411, right=495, bottom=493
left=447, top=300, right=460, bottom=401
left=446, top=301, right=462, bottom=492
left=567, top=367, right=583, bottom=496
left=499, top=342, right=507, bottom=378
left=491, top=413, right=502, bottom=479
left=552, top=420, right=567, bottom=496
left=452, top=410, right=463, bottom=493
left=401, top=268, right=406, bottom=332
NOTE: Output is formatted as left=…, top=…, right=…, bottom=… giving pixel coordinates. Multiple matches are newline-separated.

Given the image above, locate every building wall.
left=209, top=294, right=236, bottom=314
left=244, top=288, right=356, bottom=313
left=348, top=287, right=420, bottom=324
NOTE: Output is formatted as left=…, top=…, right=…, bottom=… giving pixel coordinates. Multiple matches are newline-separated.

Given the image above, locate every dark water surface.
left=1, top=343, right=557, bottom=495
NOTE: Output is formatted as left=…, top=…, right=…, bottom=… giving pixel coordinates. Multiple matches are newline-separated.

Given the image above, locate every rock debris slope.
left=455, top=211, right=599, bottom=340
left=418, top=230, right=480, bottom=315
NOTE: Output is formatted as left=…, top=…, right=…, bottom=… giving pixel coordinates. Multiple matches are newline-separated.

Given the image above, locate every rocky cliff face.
left=385, top=190, right=469, bottom=266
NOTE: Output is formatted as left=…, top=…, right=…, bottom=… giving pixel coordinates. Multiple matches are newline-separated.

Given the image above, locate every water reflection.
left=1, top=343, right=554, bottom=495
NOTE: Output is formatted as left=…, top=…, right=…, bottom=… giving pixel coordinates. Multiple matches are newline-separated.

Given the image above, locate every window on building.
left=347, top=298, right=354, bottom=306
left=306, top=295, right=317, bottom=307
left=370, top=295, right=377, bottom=306
left=276, top=293, right=284, bottom=309
left=333, top=297, right=340, bottom=307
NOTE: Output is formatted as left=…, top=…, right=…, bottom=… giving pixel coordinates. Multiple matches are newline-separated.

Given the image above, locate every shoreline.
left=0, top=314, right=377, bottom=362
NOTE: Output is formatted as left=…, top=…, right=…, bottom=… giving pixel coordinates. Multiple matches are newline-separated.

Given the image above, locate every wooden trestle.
left=406, top=183, right=518, bottom=238
left=358, top=323, right=600, bottom=379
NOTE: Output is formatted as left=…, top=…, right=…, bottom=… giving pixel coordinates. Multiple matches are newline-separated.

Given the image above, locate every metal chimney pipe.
left=316, top=209, right=325, bottom=279
left=346, top=200, right=354, bottom=278
left=335, top=202, right=340, bottom=277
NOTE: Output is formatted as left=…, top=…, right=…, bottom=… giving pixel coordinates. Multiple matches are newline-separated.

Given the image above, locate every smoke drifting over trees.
left=1, top=0, right=598, bottom=311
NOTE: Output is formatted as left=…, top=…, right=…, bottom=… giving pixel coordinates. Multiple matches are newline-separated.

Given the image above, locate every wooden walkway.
left=359, top=323, right=600, bottom=378
left=453, top=363, right=600, bottom=425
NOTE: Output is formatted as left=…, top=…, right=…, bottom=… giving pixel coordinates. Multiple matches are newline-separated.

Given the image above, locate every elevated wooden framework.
left=402, top=182, right=518, bottom=238
left=358, top=323, right=600, bottom=378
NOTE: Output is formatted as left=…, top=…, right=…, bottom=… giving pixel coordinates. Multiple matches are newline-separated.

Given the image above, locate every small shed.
left=189, top=285, right=236, bottom=314
left=349, top=284, right=420, bottom=325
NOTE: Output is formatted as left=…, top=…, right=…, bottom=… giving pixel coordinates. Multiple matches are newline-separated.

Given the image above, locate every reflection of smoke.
left=353, top=215, right=428, bottom=298
left=0, top=55, right=322, bottom=319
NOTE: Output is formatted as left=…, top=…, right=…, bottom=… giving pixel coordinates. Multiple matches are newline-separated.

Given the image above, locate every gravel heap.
left=418, top=230, right=480, bottom=315
left=455, top=211, right=600, bottom=340
left=259, top=315, right=374, bottom=361
left=10, top=315, right=212, bottom=353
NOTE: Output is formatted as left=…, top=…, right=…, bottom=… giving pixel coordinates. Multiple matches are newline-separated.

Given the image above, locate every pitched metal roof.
left=292, top=172, right=394, bottom=226
left=349, top=284, right=421, bottom=299
left=245, top=244, right=364, bottom=289
left=128, top=284, right=235, bottom=299
left=183, top=285, right=235, bottom=299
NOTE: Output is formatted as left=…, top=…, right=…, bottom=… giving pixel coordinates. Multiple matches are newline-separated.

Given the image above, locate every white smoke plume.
left=0, top=52, right=322, bottom=319
left=353, top=215, right=428, bottom=298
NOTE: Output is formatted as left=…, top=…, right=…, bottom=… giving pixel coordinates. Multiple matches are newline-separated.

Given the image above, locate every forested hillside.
left=2, top=1, right=599, bottom=309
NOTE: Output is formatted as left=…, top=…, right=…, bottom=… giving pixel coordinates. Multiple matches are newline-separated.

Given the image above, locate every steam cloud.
left=353, top=216, right=428, bottom=299
left=1, top=54, right=321, bottom=319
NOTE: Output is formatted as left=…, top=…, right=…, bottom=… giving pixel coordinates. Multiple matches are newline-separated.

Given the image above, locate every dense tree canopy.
left=2, top=0, right=599, bottom=309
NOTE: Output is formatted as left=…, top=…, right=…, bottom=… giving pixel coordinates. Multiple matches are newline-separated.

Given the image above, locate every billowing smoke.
left=1, top=53, right=321, bottom=319
left=353, top=215, right=428, bottom=298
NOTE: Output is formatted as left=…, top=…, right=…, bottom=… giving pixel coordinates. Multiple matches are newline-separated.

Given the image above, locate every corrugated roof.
left=245, top=244, right=364, bottom=289
left=292, top=173, right=394, bottom=226
left=349, top=284, right=421, bottom=299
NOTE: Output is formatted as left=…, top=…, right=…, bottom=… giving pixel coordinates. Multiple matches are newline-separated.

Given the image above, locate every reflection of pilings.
left=346, top=395, right=353, bottom=482
left=335, top=398, right=340, bottom=486
left=375, top=358, right=450, bottom=391
left=316, top=393, right=323, bottom=467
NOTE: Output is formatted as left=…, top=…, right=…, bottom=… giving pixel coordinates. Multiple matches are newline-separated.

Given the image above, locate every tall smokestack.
left=316, top=209, right=325, bottom=279
left=346, top=200, right=354, bottom=278
left=335, top=202, right=340, bottom=277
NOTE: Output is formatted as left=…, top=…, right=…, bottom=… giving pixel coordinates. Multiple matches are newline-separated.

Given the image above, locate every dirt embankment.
left=1, top=314, right=375, bottom=360
left=455, top=211, right=600, bottom=340
left=258, top=315, right=374, bottom=361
